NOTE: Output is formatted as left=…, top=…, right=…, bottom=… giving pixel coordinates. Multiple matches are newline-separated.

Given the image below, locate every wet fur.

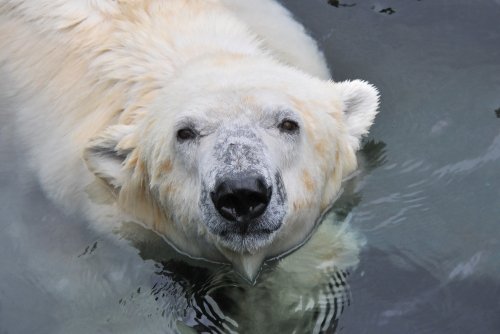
left=0, top=0, right=379, bottom=279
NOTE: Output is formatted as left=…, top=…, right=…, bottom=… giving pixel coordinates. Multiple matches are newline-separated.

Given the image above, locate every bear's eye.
left=278, top=119, right=299, bottom=133
left=176, top=127, right=198, bottom=141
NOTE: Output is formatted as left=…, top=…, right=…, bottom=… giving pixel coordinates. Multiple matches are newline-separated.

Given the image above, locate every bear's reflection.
left=119, top=140, right=385, bottom=333
left=120, top=211, right=360, bottom=334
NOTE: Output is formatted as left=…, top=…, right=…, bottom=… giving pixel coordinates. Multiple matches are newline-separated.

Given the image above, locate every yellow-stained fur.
left=0, top=0, right=378, bottom=280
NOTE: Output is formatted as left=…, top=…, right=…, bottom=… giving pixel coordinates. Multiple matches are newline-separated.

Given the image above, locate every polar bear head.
left=84, top=56, right=378, bottom=279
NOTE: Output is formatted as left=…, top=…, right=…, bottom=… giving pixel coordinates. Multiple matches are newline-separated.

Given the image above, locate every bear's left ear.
left=83, top=125, right=136, bottom=190
left=336, top=80, right=380, bottom=149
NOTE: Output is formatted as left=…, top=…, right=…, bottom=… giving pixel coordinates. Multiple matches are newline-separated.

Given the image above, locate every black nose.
left=211, top=176, right=272, bottom=223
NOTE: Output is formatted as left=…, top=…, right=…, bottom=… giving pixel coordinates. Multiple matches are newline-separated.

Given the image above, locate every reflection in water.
left=121, top=215, right=361, bottom=333
left=116, top=140, right=386, bottom=333
left=334, top=139, right=387, bottom=221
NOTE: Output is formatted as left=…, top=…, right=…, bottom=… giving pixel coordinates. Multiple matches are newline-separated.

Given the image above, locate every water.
left=1, top=0, right=500, bottom=333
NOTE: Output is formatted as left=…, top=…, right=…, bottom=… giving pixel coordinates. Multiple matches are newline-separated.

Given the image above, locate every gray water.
left=1, top=0, right=500, bottom=333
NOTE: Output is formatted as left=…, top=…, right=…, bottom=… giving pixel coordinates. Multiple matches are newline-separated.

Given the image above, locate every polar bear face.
left=175, top=91, right=300, bottom=254
left=84, top=57, right=378, bottom=276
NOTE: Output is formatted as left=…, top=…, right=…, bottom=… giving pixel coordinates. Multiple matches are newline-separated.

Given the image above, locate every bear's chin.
left=214, top=237, right=275, bottom=283
left=215, top=229, right=278, bottom=255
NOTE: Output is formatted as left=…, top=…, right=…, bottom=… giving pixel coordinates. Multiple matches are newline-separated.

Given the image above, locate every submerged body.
left=0, top=0, right=378, bottom=279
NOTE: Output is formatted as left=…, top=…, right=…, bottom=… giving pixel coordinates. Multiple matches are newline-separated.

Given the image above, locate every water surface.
left=1, top=0, right=499, bottom=333
left=285, top=0, right=500, bottom=332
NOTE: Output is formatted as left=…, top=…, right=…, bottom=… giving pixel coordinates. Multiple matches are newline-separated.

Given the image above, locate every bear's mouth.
left=207, top=203, right=285, bottom=253
left=218, top=224, right=280, bottom=238
left=215, top=224, right=281, bottom=253
left=200, top=172, right=287, bottom=253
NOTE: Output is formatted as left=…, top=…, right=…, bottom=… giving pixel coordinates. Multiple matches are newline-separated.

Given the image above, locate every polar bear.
left=0, top=0, right=378, bottom=280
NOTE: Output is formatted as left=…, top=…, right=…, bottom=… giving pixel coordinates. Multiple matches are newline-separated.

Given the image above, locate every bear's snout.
left=198, top=125, right=287, bottom=252
left=211, top=176, right=272, bottom=227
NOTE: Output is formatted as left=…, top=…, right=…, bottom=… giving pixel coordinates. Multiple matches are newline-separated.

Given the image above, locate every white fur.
left=0, top=0, right=379, bottom=280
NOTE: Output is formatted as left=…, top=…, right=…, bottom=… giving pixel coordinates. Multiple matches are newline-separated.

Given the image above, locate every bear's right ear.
left=83, top=125, right=135, bottom=190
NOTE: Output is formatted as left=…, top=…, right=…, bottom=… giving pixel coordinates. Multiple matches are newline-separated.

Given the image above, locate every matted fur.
left=0, top=0, right=379, bottom=280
